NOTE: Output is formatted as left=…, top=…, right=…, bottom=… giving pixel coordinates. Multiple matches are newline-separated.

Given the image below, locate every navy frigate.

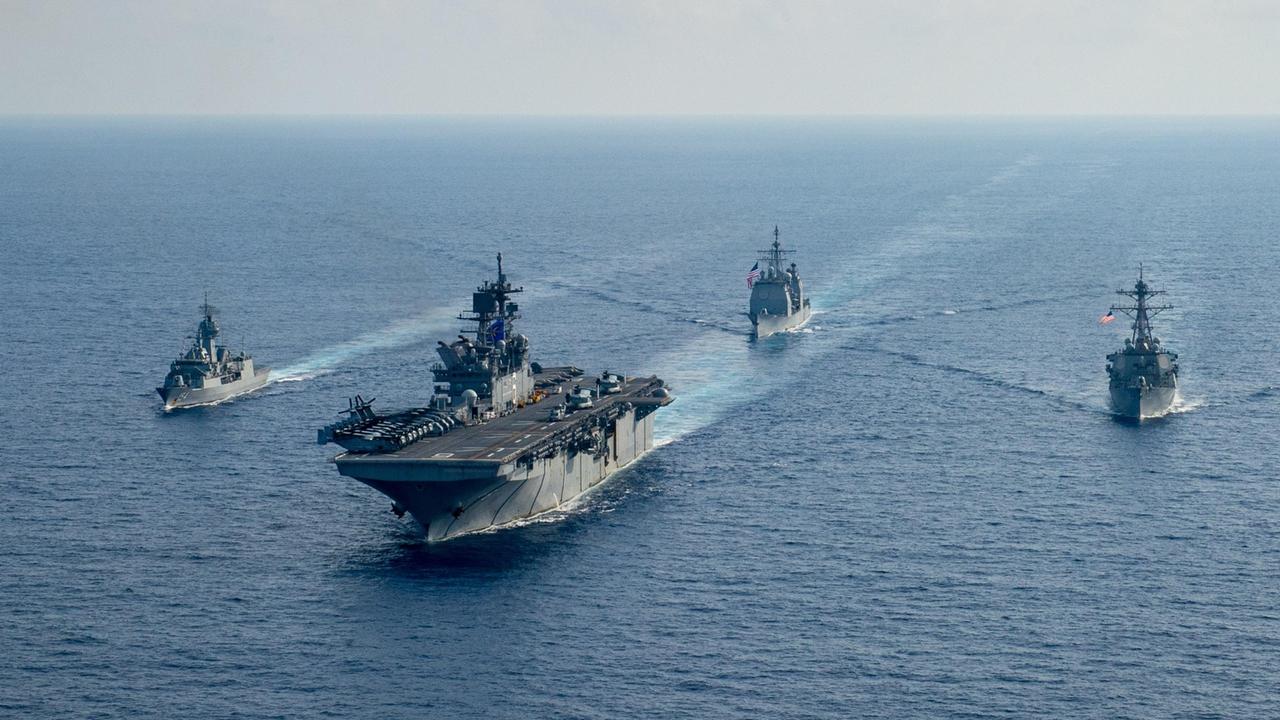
left=748, top=226, right=812, bottom=339
left=157, top=299, right=270, bottom=410
left=317, top=254, right=674, bottom=541
left=1104, top=268, right=1180, bottom=419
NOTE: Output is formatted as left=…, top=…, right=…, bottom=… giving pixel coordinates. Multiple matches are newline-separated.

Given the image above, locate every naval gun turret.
left=1104, top=266, right=1180, bottom=419
left=748, top=226, right=813, bottom=339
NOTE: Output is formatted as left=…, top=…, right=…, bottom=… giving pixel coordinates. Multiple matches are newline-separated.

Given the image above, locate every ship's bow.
left=1110, top=384, right=1176, bottom=419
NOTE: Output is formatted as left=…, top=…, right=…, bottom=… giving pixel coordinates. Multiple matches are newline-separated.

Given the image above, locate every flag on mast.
left=1099, top=310, right=1115, bottom=325
left=746, top=262, right=761, bottom=288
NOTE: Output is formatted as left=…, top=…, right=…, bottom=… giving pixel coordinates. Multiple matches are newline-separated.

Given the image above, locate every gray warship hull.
left=752, top=304, right=813, bottom=339
left=333, top=373, right=666, bottom=541
left=1109, top=384, right=1176, bottom=419
left=320, top=255, right=673, bottom=541
left=158, top=368, right=270, bottom=410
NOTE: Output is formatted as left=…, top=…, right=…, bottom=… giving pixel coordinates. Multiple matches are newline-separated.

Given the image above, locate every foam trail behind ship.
left=266, top=277, right=578, bottom=385
left=651, top=337, right=753, bottom=445
left=652, top=155, right=1050, bottom=443
left=270, top=307, right=457, bottom=383
left=652, top=325, right=831, bottom=445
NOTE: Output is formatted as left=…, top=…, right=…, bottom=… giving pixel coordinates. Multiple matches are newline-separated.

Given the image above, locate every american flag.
left=746, top=262, right=761, bottom=288
left=1099, top=310, right=1115, bottom=325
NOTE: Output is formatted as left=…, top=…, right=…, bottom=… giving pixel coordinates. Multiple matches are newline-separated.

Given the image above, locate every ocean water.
left=1, top=117, right=1278, bottom=718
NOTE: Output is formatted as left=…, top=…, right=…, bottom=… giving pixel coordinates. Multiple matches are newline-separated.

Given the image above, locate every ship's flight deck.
left=339, top=368, right=669, bottom=465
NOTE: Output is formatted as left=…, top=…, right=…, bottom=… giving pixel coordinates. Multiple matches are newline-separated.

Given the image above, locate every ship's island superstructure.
left=157, top=299, right=269, bottom=410
left=1105, top=267, right=1180, bottom=419
left=749, top=226, right=812, bottom=338
left=318, top=254, right=674, bottom=541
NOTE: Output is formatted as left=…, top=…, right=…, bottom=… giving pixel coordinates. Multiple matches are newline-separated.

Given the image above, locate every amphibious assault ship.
left=749, top=226, right=812, bottom=339
left=157, top=299, right=269, bottom=410
left=1104, top=267, right=1180, bottom=419
left=317, top=255, right=674, bottom=541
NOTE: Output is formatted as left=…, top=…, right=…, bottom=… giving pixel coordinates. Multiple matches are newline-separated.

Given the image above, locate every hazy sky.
left=2, top=0, right=1277, bottom=115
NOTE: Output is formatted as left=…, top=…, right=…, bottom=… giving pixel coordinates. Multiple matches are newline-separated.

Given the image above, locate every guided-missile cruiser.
left=317, top=254, right=674, bottom=541
left=1104, top=267, right=1180, bottom=419
left=157, top=299, right=269, bottom=410
left=748, top=226, right=812, bottom=339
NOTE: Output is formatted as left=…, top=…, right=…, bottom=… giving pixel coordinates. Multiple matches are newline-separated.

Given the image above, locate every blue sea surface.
left=1, top=117, right=1278, bottom=718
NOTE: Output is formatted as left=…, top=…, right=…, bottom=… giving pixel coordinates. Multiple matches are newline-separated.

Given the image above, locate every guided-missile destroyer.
left=1104, top=268, right=1180, bottom=419
left=157, top=299, right=269, bottom=410
left=749, top=226, right=812, bottom=339
left=317, top=254, right=674, bottom=541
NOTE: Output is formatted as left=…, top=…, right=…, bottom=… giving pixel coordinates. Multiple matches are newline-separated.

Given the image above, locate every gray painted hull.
left=337, top=409, right=656, bottom=541
left=158, top=368, right=271, bottom=410
left=752, top=304, right=813, bottom=339
left=1109, top=384, right=1176, bottom=419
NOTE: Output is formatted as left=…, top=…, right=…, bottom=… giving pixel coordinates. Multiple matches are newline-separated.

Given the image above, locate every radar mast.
left=458, top=252, right=523, bottom=345
left=1110, top=264, right=1172, bottom=346
left=757, top=225, right=795, bottom=276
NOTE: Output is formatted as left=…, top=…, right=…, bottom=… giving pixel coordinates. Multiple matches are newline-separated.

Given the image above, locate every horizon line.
left=2, top=112, right=1279, bottom=120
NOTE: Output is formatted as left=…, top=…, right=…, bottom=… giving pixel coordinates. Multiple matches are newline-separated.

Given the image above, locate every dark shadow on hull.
left=335, top=452, right=674, bottom=579
left=1108, top=413, right=1144, bottom=427
left=1108, top=410, right=1177, bottom=426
